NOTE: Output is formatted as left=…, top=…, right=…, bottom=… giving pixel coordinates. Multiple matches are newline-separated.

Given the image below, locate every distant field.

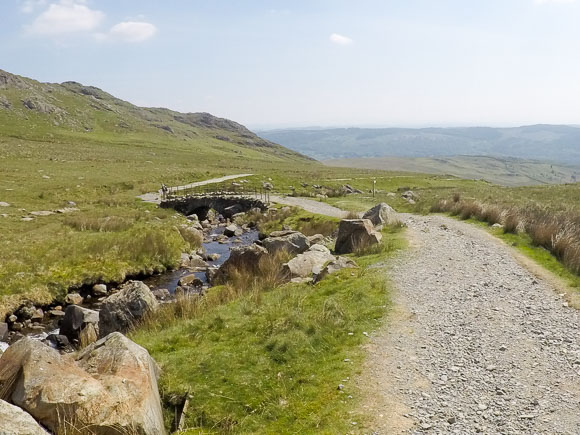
left=324, top=155, right=580, bottom=187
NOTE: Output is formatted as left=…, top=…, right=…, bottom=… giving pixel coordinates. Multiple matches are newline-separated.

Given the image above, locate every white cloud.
left=329, top=33, right=353, bottom=46
left=28, top=0, right=104, bottom=35
left=21, top=0, right=47, bottom=14
left=535, top=0, right=576, bottom=4
left=100, top=21, right=158, bottom=43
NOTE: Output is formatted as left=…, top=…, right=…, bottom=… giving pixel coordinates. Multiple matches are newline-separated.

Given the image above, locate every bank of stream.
left=0, top=220, right=260, bottom=351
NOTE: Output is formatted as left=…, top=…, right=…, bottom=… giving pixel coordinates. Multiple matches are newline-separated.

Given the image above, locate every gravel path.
left=269, top=195, right=349, bottom=218
left=359, top=214, right=580, bottom=434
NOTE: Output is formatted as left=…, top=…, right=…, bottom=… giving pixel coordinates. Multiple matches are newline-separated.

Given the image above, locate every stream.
left=0, top=225, right=259, bottom=351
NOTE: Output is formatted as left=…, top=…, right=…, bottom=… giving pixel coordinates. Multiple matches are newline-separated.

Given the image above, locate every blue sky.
left=2, top=0, right=580, bottom=128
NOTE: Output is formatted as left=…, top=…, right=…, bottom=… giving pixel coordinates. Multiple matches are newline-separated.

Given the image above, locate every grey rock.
left=213, top=244, right=269, bottom=284
left=334, top=219, right=382, bottom=254
left=262, top=231, right=310, bottom=255
left=92, top=284, right=108, bottom=296
left=224, top=223, right=243, bottom=237
left=282, top=244, right=335, bottom=279
left=65, top=292, right=83, bottom=306
left=0, top=399, right=48, bottom=434
left=60, top=305, right=99, bottom=342
left=0, top=334, right=166, bottom=434
left=178, top=274, right=203, bottom=287
left=362, top=202, right=399, bottom=228
left=98, top=281, right=158, bottom=337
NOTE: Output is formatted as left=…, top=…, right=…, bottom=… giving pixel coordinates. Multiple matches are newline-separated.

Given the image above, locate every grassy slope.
left=131, top=224, right=406, bottom=433
left=324, top=155, right=580, bottom=186
left=0, top=70, right=316, bottom=314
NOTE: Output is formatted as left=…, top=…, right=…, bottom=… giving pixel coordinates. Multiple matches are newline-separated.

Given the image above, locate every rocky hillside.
left=0, top=69, right=311, bottom=161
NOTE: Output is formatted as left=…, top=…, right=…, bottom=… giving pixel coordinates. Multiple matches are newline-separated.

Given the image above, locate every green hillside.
left=325, top=155, right=580, bottom=186
left=0, top=69, right=318, bottom=314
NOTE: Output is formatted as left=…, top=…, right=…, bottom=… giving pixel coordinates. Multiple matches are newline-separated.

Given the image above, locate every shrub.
left=480, top=205, right=502, bottom=225
left=430, top=199, right=450, bottom=213
left=499, top=209, right=518, bottom=234
left=524, top=209, right=559, bottom=248
left=458, top=201, right=483, bottom=220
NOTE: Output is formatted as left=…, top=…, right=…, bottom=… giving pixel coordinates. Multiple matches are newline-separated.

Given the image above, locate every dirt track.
left=359, top=214, right=580, bottom=434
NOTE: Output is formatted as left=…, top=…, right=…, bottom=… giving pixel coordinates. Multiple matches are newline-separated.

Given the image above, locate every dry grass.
left=64, top=215, right=133, bottom=232
left=431, top=196, right=580, bottom=277
left=502, top=209, right=521, bottom=234
left=297, top=219, right=338, bottom=236
left=142, top=250, right=292, bottom=331
left=458, top=201, right=483, bottom=220
left=345, top=210, right=360, bottom=219
left=479, top=205, right=503, bottom=226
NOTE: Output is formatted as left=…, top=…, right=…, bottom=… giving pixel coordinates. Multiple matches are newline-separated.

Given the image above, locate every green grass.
left=130, top=225, right=406, bottom=434
left=4, top=68, right=580, bottom=318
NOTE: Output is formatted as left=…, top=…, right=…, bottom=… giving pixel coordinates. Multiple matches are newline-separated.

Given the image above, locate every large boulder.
left=262, top=230, right=310, bottom=256
left=282, top=245, right=335, bottom=279
left=334, top=219, right=382, bottom=254
left=0, top=335, right=166, bottom=434
left=213, top=244, right=268, bottom=283
left=99, top=281, right=158, bottom=337
left=0, top=337, right=106, bottom=432
left=362, top=203, right=398, bottom=228
left=0, top=399, right=48, bottom=434
left=76, top=333, right=165, bottom=435
left=60, top=305, right=99, bottom=343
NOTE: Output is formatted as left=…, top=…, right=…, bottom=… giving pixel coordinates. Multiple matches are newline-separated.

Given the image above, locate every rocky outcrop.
left=334, top=219, right=382, bottom=254
left=0, top=399, right=48, bottom=435
left=99, top=281, right=158, bottom=337
left=60, top=305, right=99, bottom=344
left=0, top=334, right=166, bottom=434
left=362, top=203, right=399, bottom=228
left=262, top=230, right=310, bottom=255
left=282, top=245, right=335, bottom=279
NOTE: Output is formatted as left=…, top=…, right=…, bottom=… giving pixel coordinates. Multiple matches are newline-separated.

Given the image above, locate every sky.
left=1, top=0, right=580, bottom=129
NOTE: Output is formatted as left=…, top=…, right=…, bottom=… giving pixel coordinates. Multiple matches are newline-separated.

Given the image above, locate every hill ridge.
left=0, top=68, right=312, bottom=161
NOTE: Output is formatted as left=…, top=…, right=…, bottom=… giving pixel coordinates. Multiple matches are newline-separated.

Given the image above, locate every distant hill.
left=325, top=155, right=580, bottom=187
left=0, top=69, right=311, bottom=162
left=258, top=125, right=580, bottom=163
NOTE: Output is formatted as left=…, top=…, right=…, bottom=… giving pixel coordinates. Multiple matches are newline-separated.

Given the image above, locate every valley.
left=1, top=68, right=579, bottom=434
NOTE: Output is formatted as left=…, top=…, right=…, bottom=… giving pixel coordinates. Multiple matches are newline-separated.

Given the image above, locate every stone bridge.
left=161, top=195, right=267, bottom=220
